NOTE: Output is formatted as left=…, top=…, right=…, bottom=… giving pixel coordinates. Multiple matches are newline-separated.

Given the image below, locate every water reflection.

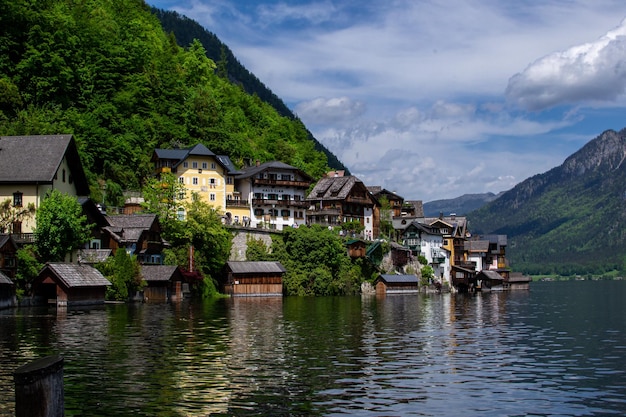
left=1, top=281, right=625, bottom=416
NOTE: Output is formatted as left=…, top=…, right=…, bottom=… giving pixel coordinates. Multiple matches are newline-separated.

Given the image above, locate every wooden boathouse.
left=140, top=265, right=187, bottom=302
left=373, top=274, right=419, bottom=295
left=33, top=263, right=111, bottom=306
left=223, top=261, right=285, bottom=297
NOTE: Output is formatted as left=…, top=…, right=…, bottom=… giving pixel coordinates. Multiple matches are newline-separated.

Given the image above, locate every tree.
left=97, top=249, right=143, bottom=301
left=141, top=172, right=186, bottom=228
left=34, top=190, right=92, bottom=262
left=0, top=198, right=35, bottom=233
left=378, top=196, right=393, bottom=239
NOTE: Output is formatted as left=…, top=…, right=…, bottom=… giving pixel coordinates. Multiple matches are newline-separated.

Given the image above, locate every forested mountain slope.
left=423, top=192, right=501, bottom=217
left=0, top=0, right=334, bottom=205
left=468, top=129, right=626, bottom=275
left=152, top=8, right=348, bottom=173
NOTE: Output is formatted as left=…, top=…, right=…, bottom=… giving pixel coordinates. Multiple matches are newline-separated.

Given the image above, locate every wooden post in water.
left=14, top=355, right=64, bottom=417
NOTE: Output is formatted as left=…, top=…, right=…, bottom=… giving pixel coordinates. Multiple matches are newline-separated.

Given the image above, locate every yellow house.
left=152, top=144, right=229, bottom=217
left=0, top=135, right=90, bottom=236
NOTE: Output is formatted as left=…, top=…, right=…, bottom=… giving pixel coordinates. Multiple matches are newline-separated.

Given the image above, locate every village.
left=0, top=134, right=530, bottom=309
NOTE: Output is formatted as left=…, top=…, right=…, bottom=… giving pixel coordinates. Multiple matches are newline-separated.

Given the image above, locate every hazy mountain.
left=423, top=193, right=502, bottom=217
left=467, top=129, right=626, bottom=275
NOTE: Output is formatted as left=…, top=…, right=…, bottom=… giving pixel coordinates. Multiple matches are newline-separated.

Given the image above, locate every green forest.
left=0, top=0, right=335, bottom=206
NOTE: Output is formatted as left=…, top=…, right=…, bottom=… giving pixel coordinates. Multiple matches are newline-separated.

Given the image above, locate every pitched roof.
left=105, top=214, right=157, bottom=229
left=153, top=144, right=228, bottom=170
left=140, top=265, right=181, bottom=282
left=78, top=249, right=112, bottom=264
left=376, top=274, right=419, bottom=284
left=227, top=261, right=286, bottom=274
left=477, top=270, right=504, bottom=281
left=216, top=155, right=240, bottom=174
left=235, top=161, right=313, bottom=181
left=42, top=263, right=111, bottom=288
left=466, top=240, right=490, bottom=253
left=307, top=175, right=372, bottom=201
left=0, top=271, right=13, bottom=285
left=0, top=135, right=89, bottom=194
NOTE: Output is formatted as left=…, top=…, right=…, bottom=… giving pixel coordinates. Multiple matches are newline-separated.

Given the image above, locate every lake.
left=1, top=280, right=625, bottom=416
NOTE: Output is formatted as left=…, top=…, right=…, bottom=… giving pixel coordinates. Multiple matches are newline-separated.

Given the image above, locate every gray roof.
left=227, top=261, right=286, bottom=274
left=466, top=240, right=490, bottom=252
left=140, top=265, right=181, bottom=282
left=307, top=175, right=369, bottom=201
left=377, top=274, right=419, bottom=284
left=0, top=135, right=89, bottom=194
left=478, top=270, right=504, bottom=281
left=235, top=161, right=313, bottom=181
left=153, top=144, right=228, bottom=170
left=216, top=155, right=240, bottom=174
left=42, top=263, right=111, bottom=287
left=0, top=271, right=13, bottom=285
left=105, top=214, right=157, bottom=229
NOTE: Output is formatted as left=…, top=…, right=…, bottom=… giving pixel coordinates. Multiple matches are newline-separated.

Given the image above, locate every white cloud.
left=506, top=18, right=626, bottom=111
left=294, top=97, right=366, bottom=125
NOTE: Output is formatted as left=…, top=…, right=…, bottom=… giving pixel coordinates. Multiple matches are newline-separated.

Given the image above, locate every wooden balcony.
left=252, top=178, right=311, bottom=188
left=252, top=198, right=309, bottom=208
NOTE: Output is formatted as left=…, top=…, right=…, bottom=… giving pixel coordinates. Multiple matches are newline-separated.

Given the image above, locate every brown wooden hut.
left=476, top=270, right=504, bottom=291
left=0, top=234, right=17, bottom=279
left=346, top=239, right=367, bottom=258
left=223, top=261, right=285, bottom=297
left=140, top=265, right=186, bottom=302
left=373, top=274, right=419, bottom=295
left=33, top=263, right=111, bottom=306
left=506, top=272, right=532, bottom=290
left=0, top=272, right=15, bottom=309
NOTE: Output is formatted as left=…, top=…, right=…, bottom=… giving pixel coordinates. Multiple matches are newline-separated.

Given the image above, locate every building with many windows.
left=230, top=161, right=313, bottom=230
left=152, top=144, right=230, bottom=217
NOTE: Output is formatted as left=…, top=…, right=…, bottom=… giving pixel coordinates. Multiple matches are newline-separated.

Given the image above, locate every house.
left=506, top=272, right=532, bottom=290
left=0, top=135, right=90, bottom=236
left=102, top=214, right=166, bottom=265
left=306, top=173, right=379, bottom=239
left=368, top=186, right=404, bottom=217
left=373, top=274, right=419, bottom=294
left=152, top=144, right=230, bottom=216
left=390, top=242, right=412, bottom=267
left=32, top=263, right=111, bottom=306
left=223, top=261, right=285, bottom=297
left=0, top=234, right=18, bottom=279
left=400, top=200, right=424, bottom=217
left=231, top=161, right=313, bottom=230
left=140, top=264, right=187, bottom=302
left=0, top=272, right=15, bottom=309
left=476, top=270, right=504, bottom=291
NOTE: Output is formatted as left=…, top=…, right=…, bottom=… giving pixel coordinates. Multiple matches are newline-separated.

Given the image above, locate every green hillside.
left=468, top=129, right=626, bottom=276
left=0, top=0, right=332, bottom=205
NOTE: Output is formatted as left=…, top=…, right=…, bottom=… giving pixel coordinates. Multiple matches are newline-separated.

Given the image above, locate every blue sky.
left=148, top=0, right=626, bottom=201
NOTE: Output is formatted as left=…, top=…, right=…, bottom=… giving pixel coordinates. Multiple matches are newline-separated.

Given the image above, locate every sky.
left=148, top=0, right=626, bottom=202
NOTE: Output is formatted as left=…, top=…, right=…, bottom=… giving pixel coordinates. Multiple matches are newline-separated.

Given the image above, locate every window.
left=281, top=209, right=290, bottom=217
left=178, top=192, right=185, bottom=200
left=62, top=169, right=66, bottom=182
left=227, top=177, right=233, bottom=185
left=192, top=177, right=198, bottom=185
left=202, top=162, right=208, bottom=169
left=179, top=177, right=184, bottom=184
left=210, top=178, right=216, bottom=188
left=210, top=193, right=216, bottom=201
left=192, top=162, right=198, bottom=169
left=183, top=162, right=188, bottom=168
left=254, top=208, right=264, bottom=216
left=177, top=208, right=185, bottom=221
left=211, top=162, right=216, bottom=169
left=13, top=192, right=22, bottom=207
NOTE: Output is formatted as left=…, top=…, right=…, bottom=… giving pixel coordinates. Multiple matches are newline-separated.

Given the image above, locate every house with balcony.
left=368, top=186, right=405, bottom=217
left=0, top=135, right=90, bottom=238
left=393, top=219, right=449, bottom=282
left=231, top=161, right=314, bottom=230
left=306, top=173, right=380, bottom=239
left=152, top=144, right=230, bottom=217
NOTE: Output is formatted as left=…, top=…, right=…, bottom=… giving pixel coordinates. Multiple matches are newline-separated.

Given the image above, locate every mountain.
left=423, top=192, right=502, bottom=217
left=467, top=129, right=626, bottom=275
left=151, top=8, right=349, bottom=174
left=0, top=0, right=339, bottom=205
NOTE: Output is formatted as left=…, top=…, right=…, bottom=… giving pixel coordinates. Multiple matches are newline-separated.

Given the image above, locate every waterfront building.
left=373, top=274, right=419, bottom=294
left=152, top=144, right=230, bottom=217
left=231, top=161, right=313, bottom=231
left=223, top=261, right=286, bottom=297
left=0, top=135, right=90, bottom=237
left=102, top=214, right=167, bottom=265
left=306, top=172, right=380, bottom=239
left=32, top=263, right=111, bottom=307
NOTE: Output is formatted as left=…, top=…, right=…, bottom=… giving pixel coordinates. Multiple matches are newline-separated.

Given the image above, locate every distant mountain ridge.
left=151, top=8, right=349, bottom=173
left=467, top=128, right=626, bottom=275
left=423, top=193, right=502, bottom=217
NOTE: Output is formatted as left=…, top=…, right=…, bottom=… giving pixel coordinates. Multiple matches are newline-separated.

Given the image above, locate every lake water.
left=1, top=280, right=625, bottom=416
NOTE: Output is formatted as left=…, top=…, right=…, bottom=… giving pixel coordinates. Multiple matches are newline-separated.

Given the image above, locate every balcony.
left=226, top=199, right=249, bottom=208
left=252, top=198, right=309, bottom=208
left=252, top=178, right=311, bottom=188
left=11, top=233, right=35, bottom=244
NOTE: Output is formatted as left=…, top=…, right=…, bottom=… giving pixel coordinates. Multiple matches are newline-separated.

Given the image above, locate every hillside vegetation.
left=468, top=129, right=626, bottom=276
left=0, top=0, right=335, bottom=205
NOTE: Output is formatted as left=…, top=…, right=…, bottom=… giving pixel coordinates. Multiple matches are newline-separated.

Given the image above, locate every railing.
left=11, top=233, right=35, bottom=244
left=252, top=178, right=311, bottom=188
left=252, top=199, right=309, bottom=208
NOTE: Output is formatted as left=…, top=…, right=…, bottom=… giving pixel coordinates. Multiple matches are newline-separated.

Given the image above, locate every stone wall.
left=229, top=229, right=274, bottom=261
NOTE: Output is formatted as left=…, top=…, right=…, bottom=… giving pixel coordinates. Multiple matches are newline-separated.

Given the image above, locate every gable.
left=0, top=135, right=89, bottom=195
